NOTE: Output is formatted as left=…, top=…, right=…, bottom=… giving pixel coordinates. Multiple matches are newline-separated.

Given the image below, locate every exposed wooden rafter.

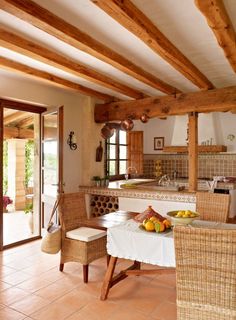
left=0, top=0, right=181, bottom=95
left=4, top=110, right=30, bottom=125
left=195, top=0, right=236, bottom=73
left=94, top=86, right=236, bottom=122
left=0, top=28, right=144, bottom=99
left=92, top=0, right=214, bottom=90
left=0, top=56, right=114, bottom=102
left=17, top=117, right=33, bottom=129
left=4, top=126, right=34, bottom=139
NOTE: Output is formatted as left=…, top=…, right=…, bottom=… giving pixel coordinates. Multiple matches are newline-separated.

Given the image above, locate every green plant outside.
left=24, top=202, right=33, bottom=214
left=25, top=140, right=34, bottom=188
left=3, top=141, right=8, bottom=195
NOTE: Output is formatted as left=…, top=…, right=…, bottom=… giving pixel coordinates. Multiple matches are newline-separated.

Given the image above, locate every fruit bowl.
left=167, top=210, right=199, bottom=226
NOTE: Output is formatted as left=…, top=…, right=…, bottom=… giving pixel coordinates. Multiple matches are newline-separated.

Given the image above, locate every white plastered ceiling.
left=0, top=0, right=235, bottom=100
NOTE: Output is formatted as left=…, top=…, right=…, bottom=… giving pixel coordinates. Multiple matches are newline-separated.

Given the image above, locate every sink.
left=137, top=181, right=185, bottom=191
left=124, top=178, right=155, bottom=184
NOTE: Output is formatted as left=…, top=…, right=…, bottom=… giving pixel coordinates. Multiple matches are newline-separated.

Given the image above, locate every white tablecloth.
left=107, top=220, right=236, bottom=267
left=107, top=220, right=175, bottom=267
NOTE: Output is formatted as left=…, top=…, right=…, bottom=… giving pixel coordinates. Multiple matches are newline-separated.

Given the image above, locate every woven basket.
left=41, top=225, right=61, bottom=254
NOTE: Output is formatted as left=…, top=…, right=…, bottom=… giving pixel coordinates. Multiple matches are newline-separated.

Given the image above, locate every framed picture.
left=154, top=137, right=164, bottom=150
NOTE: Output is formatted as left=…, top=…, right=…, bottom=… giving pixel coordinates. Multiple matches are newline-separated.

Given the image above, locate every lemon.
left=145, top=220, right=155, bottom=231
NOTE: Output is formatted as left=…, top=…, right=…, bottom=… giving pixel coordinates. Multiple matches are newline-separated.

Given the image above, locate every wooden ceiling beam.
left=0, top=0, right=180, bottom=95
left=92, top=0, right=214, bottom=90
left=17, top=116, right=33, bottom=129
left=0, top=56, right=114, bottom=102
left=94, top=86, right=236, bottom=122
left=0, top=28, right=143, bottom=99
left=4, top=126, right=34, bottom=139
left=4, top=111, right=29, bottom=125
left=195, top=0, right=236, bottom=73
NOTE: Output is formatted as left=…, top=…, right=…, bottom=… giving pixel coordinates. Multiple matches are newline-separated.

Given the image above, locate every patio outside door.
left=41, top=107, right=63, bottom=228
left=0, top=104, right=43, bottom=249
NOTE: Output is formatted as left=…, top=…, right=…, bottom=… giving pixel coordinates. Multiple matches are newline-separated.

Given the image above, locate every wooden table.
left=78, top=210, right=138, bottom=230
left=78, top=211, right=175, bottom=300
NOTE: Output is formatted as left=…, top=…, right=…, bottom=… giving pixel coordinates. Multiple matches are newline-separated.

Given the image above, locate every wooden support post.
left=188, top=112, right=198, bottom=191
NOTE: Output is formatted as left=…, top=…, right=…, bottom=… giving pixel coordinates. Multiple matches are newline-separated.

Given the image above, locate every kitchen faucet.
left=125, top=166, right=137, bottom=180
left=158, top=174, right=171, bottom=186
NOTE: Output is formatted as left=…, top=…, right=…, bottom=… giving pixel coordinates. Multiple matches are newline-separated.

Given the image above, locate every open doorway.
left=2, top=107, right=41, bottom=247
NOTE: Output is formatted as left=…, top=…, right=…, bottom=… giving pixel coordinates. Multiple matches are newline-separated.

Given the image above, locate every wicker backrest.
left=59, top=192, right=87, bottom=232
left=196, top=192, right=230, bottom=222
left=174, top=225, right=236, bottom=320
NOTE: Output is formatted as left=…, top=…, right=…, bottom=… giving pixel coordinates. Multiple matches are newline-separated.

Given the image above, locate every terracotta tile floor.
left=0, top=240, right=177, bottom=320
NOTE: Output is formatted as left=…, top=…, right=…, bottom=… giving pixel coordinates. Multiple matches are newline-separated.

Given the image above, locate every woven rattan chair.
left=196, top=191, right=230, bottom=222
left=59, top=192, right=107, bottom=283
left=174, top=225, right=236, bottom=320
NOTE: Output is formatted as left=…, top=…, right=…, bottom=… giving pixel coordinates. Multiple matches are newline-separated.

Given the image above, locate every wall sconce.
left=67, top=131, right=77, bottom=150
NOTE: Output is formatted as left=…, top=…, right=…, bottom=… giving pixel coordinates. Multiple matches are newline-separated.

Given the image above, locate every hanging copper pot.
left=120, top=118, right=134, bottom=131
left=140, top=113, right=149, bottom=123
left=100, top=124, right=115, bottom=139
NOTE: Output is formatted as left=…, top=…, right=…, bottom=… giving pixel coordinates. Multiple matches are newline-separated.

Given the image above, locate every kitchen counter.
left=80, top=178, right=236, bottom=218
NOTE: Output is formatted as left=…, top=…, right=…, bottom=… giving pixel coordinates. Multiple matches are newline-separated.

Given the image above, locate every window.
left=105, top=129, right=127, bottom=179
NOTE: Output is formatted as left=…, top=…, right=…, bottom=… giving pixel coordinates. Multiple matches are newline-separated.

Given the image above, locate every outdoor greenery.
left=24, top=202, right=33, bottom=214
left=25, top=140, right=34, bottom=188
left=3, top=140, right=34, bottom=195
left=3, top=141, right=8, bottom=195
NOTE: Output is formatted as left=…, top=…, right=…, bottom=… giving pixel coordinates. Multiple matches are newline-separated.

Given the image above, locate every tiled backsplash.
left=143, top=154, right=236, bottom=179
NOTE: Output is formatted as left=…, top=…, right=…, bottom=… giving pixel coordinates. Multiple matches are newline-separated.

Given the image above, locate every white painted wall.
left=0, top=69, right=104, bottom=192
left=134, top=117, right=176, bottom=154
left=134, top=112, right=236, bottom=153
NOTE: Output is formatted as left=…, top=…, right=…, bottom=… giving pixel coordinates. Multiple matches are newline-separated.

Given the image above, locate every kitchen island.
left=80, top=178, right=236, bottom=219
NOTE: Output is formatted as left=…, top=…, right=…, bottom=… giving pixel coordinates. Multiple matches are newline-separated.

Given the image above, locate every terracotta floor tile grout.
left=0, top=240, right=177, bottom=320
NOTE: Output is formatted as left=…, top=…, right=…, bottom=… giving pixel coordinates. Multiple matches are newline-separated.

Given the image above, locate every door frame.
left=0, top=98, right=46, bottom=250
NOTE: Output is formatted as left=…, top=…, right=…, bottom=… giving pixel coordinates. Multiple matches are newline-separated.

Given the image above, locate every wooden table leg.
left=100, top=256, right=117, bottom=301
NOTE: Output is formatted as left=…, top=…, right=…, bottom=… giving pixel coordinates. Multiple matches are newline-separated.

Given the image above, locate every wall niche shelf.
left=163, top=145, right=227, bottom=153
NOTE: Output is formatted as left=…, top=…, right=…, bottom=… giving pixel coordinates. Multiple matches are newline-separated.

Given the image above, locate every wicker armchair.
left=174, top=225, right=236, bottom=320
left=59, top=192, right=107, bottom=283
left=196, top=192, right=230, bottom=222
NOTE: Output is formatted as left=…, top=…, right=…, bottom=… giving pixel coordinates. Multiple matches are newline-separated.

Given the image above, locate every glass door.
left=41, top=107, right=63, bottom=228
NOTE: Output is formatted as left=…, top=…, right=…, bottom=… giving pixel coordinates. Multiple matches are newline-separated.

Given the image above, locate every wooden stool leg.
left=59, top=263, right=64, bottom=272
left=100, top=256, right=117, bottom=301
left=83, top=264, right=89, bottom=283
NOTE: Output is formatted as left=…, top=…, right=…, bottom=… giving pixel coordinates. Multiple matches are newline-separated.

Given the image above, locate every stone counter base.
left=79, top=186, right=196, bottom=204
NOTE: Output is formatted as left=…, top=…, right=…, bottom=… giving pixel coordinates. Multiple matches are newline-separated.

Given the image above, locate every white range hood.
left=171, top=114, right=220, bottom=146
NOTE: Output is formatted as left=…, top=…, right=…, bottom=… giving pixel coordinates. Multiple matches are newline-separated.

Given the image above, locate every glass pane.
left=43, top=113, right=57, bottom=140
left=119, top=145, right=127, bottom=159
left=119, top=161, right=127, bottom=174
left=109, top=130, right=116, bottom=143
left=108, top=144, right=116, bottom=160
left=119, top=130, right=126, bottom=144
left=43, top=141, right=58, bottom=169
left=43, top=168, right=58, bottom=196
left=108, top=161, right=116, bottom=176
left=42, top=140, right=58, bottom=196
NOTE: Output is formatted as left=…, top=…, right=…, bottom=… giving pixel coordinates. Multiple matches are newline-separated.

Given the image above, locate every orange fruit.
left=144, top=220, right=155, bottom=231
left=150, top=216, right=159, bottom=222
left=163, top=219, right=172, bottom=229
